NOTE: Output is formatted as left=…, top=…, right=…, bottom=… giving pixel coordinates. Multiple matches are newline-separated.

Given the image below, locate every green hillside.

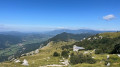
left=0, top=32, right=120, bottom=67
left=49, top=32, right=93, bottom=41
left=61, top=32, right=120, bottom=54
left=99, top=32, right=120, bottom=38
left=43, top=32, right=94, bottom=46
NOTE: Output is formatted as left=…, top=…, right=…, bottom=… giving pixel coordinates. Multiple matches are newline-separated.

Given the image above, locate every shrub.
left=95, top=49, right=103, bottom=54
left=109, top=55, right=120, bottom=63
left=61, top=50, right=69, bottom=58
left=53, top=52, right=60, bottom=57
left=104, top=60, right=110, bottom=65
left=70, top=53, right=96, bottom=64
left=111, top=44, right=120, bottom=54
left=71, top=53, right=74, bottom=56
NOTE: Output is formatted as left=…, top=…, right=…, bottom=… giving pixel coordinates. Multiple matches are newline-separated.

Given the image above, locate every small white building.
left=73, top=45, right=85, bottom=51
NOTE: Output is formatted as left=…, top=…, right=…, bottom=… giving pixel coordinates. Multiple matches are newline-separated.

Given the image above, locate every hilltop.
left=47, top=32, right=93, bottom=42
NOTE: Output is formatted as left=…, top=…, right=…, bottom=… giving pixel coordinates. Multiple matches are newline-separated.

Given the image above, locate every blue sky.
left=0, top=0, right=120, bottom=32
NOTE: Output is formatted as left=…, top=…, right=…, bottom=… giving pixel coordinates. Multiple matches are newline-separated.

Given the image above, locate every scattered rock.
left=22, top=59, right=29, bottom=66
left=107, top=62, right=110, bottom=66
left=60, top=60, right=63, bottom=62
left=15, top=59, right=21, bottom=63
left=83, top=38, right=86, bottom=40
left=69, top=55, right=71, bottom=58
left=117, top=54, right=120, bottom=57
left=46, top=64, right=66, bottom=67
left=35, top=49, right=39, bottom=54
left=87, top=38, right=91, bottom=40
left=61, top=60, right=69, bottom=66
left=94, top=37, right=97, bottom=39
left=84, top=51, right=89, bottom=54
left=47, top=57, right=50, bottom=59
left=107, top=55, right=110, bottom=59
left=99, top=36, right=103, bottom=39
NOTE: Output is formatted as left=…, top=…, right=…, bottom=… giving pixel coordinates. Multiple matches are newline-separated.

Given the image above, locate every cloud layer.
left=103, top=14, right=115, bottom=21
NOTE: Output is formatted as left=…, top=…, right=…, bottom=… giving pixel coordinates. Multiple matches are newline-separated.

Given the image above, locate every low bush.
left=61, top=50, right=69, bottom=58
left=53, top=52, right=60, bottom=57
left=95, top=49, right=103, bottom=54
left=70, top=53, right=96, bottom=64
left=111, top=44, right=120, bottom=54
left=109, top=55, right=120, bottom=63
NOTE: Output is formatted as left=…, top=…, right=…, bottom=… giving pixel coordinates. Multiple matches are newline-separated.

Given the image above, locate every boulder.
left=22, top=59, right=29, bottom=66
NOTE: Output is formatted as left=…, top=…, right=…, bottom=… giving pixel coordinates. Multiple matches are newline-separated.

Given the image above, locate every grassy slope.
left=0, top=41, right=75, bottom=67
left=0, top=32, right=120, bottom=67
left=99, top=32, right=120, bottom=38
left=74, top=54, right=120, bottom=67
left=1, top=40, right=120, bottom=67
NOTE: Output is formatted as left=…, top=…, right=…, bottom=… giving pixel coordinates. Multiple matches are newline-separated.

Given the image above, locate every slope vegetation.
left=1, top=32, right=120, bottom=67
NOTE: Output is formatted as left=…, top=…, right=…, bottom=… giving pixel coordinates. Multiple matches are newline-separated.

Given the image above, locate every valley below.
left=0, top=0, right=119, bottom=67
left=0, top=32, right=120, bottom=67
left=0, top=30, right=120, bottom=67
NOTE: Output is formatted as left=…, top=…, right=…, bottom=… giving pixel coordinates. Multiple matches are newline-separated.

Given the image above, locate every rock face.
left=22, top=59, right=29, bottom=66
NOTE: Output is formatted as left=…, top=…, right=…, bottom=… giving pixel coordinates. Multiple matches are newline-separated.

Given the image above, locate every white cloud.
left=103, top=14, right=115, bottom=21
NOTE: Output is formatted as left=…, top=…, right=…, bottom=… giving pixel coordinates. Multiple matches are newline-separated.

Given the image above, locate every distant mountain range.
left=0, top=29, right=116, bottom=49
left=0, top=31, right=26, bottom=36
left=0, top=29, right=115, bottom=48
left=0, top=29, right=116, bottom=36
left=45, top=29, right=115, bottom=35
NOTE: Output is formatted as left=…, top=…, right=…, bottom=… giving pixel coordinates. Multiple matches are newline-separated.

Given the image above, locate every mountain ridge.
left=45, top=29, right=115, bottom=35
